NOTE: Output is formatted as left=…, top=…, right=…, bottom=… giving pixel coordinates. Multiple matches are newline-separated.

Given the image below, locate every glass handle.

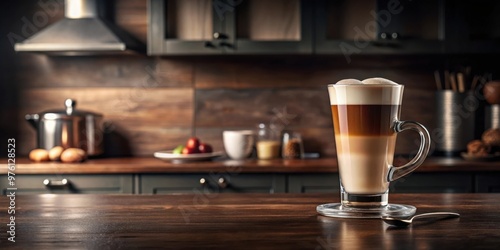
left=387, top=120, right=431, bottom=182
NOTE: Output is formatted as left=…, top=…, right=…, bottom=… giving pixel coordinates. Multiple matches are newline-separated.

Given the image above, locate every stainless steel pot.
left=25, top=99, right=104, bottom=156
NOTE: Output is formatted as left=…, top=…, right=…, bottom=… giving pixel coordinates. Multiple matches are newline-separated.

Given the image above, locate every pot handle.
left=65, top=99, right=76, bottom=115
left=25, top=114, right=40, bottom=129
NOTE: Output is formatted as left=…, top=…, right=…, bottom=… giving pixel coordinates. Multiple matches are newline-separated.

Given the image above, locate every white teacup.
left=223, top=130, right=255, bottom=160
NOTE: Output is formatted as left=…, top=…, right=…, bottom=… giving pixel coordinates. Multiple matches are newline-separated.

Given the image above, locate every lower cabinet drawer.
left=0, top=174, right=134, bottom=194
left=475, top=174, right=500, bottom=192
left=288, top=174, right=340, bottom=193
left=288, top=173, right=476, bottom=194
left=390, top=173, right=474, bottom=193
left=140, top=174, right=286, bottom=194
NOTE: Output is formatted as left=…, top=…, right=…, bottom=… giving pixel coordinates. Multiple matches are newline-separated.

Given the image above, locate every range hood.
left=14, top=0, right=144, bottom=55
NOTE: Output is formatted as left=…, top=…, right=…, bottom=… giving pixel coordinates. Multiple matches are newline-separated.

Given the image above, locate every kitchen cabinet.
left=475, top=174, right=500, bottom=193
left=445, top=0, right=500, bottom=54
left=3, top=157, right=499, bottom=194
left=314, top=0, right=445, bottom=58
left=148, top=0, right=500, bottom=56
left=288, top=173, right=340, bottom=193
left=389, top=173, right=474, bottom=193
left=0, top=174, right=134, bottom=194
left=147, top=0, right=313, bottom=55
left=140, top=173, right=286, bottom=194
left=288, top=173, right=475, bottom=194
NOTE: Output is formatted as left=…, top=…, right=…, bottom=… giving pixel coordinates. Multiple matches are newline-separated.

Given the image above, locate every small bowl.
left=483, top=81, right=500, bottom=105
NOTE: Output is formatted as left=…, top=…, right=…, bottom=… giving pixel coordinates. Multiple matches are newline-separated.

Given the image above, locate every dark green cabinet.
left=148, top=0, right=313, bottom=55
left=140, top=173, right=286, bottom=194
left=3, top=171, right=498, bottom=195
left=148, top=0, right=227, bottom=55
left=475, top=174, right=500, bottom=193
left=390, top=173, right=474, bottom=193
left=148, top=0, right=499, bottom=56
left=288, top=173, right=339, bottom=193
left=314, top=0, right=445, bottom=57
left=444, top=0, right=500, bottom=54
left=287, top=172, right=493, bottom=194
left=0, top=174, right=134, bottom=194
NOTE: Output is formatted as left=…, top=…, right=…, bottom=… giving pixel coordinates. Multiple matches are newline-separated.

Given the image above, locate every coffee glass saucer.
left=317, top=203, right=416, bottom=219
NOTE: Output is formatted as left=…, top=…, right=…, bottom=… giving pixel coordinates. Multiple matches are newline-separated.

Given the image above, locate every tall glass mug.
left=317, top=78, right=431, bottom=218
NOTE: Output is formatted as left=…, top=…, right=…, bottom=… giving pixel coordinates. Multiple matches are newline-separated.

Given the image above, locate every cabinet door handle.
left=379, top=32, right=399, bottom=40
left=43, top=179, right=69, bottom=187
left=199, top=177, right=208, bottom=186
left=217, top=177, right=229, bottom=189
left=213, top=32, right=228, bottom=40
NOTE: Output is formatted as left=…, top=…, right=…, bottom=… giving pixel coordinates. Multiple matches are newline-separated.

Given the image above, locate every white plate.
left=154, top=151, right=224, bottom=163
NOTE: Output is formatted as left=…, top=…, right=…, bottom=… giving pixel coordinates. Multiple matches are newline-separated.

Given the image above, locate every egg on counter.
left=29, top=149, right=50, bottom=162
left=29, top=147, right=87, bottom=163
left=60, top=148, right=87, bottom=163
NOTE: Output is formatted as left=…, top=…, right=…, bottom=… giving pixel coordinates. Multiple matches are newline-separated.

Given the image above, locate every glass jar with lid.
left=256, top=123, right=281, bottom=160
left=281, top=131, right=304, bottom=159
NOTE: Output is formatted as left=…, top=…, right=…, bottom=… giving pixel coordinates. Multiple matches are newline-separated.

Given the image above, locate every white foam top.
left=335, top=78, right=399, bottom=86
left=328, top=78, right=403, bottom=105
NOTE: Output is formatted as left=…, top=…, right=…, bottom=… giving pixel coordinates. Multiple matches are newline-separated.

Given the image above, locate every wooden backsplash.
left=11, top=54, right=439, bottom=157
left=6, top=51, right=442, bottom=156
left=0, top=0, right=496, bottom=157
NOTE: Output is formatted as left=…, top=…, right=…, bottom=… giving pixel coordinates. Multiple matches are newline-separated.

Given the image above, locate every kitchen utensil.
left=435, top=90, right=476, bottom=156
left=485, top=105, right=500, bottom=129
left=382, top=212, right=460, bottom=227
left=484, top=82, right=500, bottom=130
left=25, top=99, right=104, bottom=156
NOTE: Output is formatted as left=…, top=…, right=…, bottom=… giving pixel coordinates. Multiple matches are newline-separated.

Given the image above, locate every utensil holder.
left=434, top=91, right=476, bottom=156
left=485, top=104, right=500, bottom=129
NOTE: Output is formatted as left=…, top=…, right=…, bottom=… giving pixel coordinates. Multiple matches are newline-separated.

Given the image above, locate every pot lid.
left=41, top=99, right=102, bottom=118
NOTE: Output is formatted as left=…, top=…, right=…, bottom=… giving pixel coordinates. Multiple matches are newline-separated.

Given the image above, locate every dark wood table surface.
left=1, top=193, right=500, bottom=249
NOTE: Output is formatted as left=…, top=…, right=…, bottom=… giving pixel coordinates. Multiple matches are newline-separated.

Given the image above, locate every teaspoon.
left=382, top=212, right=460, bottom=227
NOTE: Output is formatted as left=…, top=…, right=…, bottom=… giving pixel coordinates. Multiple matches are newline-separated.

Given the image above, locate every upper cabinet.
left=148, top=0, right=499, bottom=56
left=315, top=0, right=445, bottom=58
left=445, top=0, right=500, bottom=54
left=148, top=0, right=313, bottom=55
left=148, top=0, right=223, bottom=55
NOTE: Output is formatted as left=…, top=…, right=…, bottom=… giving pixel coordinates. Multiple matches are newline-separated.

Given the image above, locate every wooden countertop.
left=1, top=157, right=499, bottom=174
left=2, top=193, right=499, bottom=249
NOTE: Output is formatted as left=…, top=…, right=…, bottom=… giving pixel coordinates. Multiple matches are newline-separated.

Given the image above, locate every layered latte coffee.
left=318, top=78, right=430, bottom=216
left=329, top=78, right=403, bottom=194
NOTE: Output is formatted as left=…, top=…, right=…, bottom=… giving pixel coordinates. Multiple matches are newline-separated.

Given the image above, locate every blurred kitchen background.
left=1, top=0, right=499, bottom=158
